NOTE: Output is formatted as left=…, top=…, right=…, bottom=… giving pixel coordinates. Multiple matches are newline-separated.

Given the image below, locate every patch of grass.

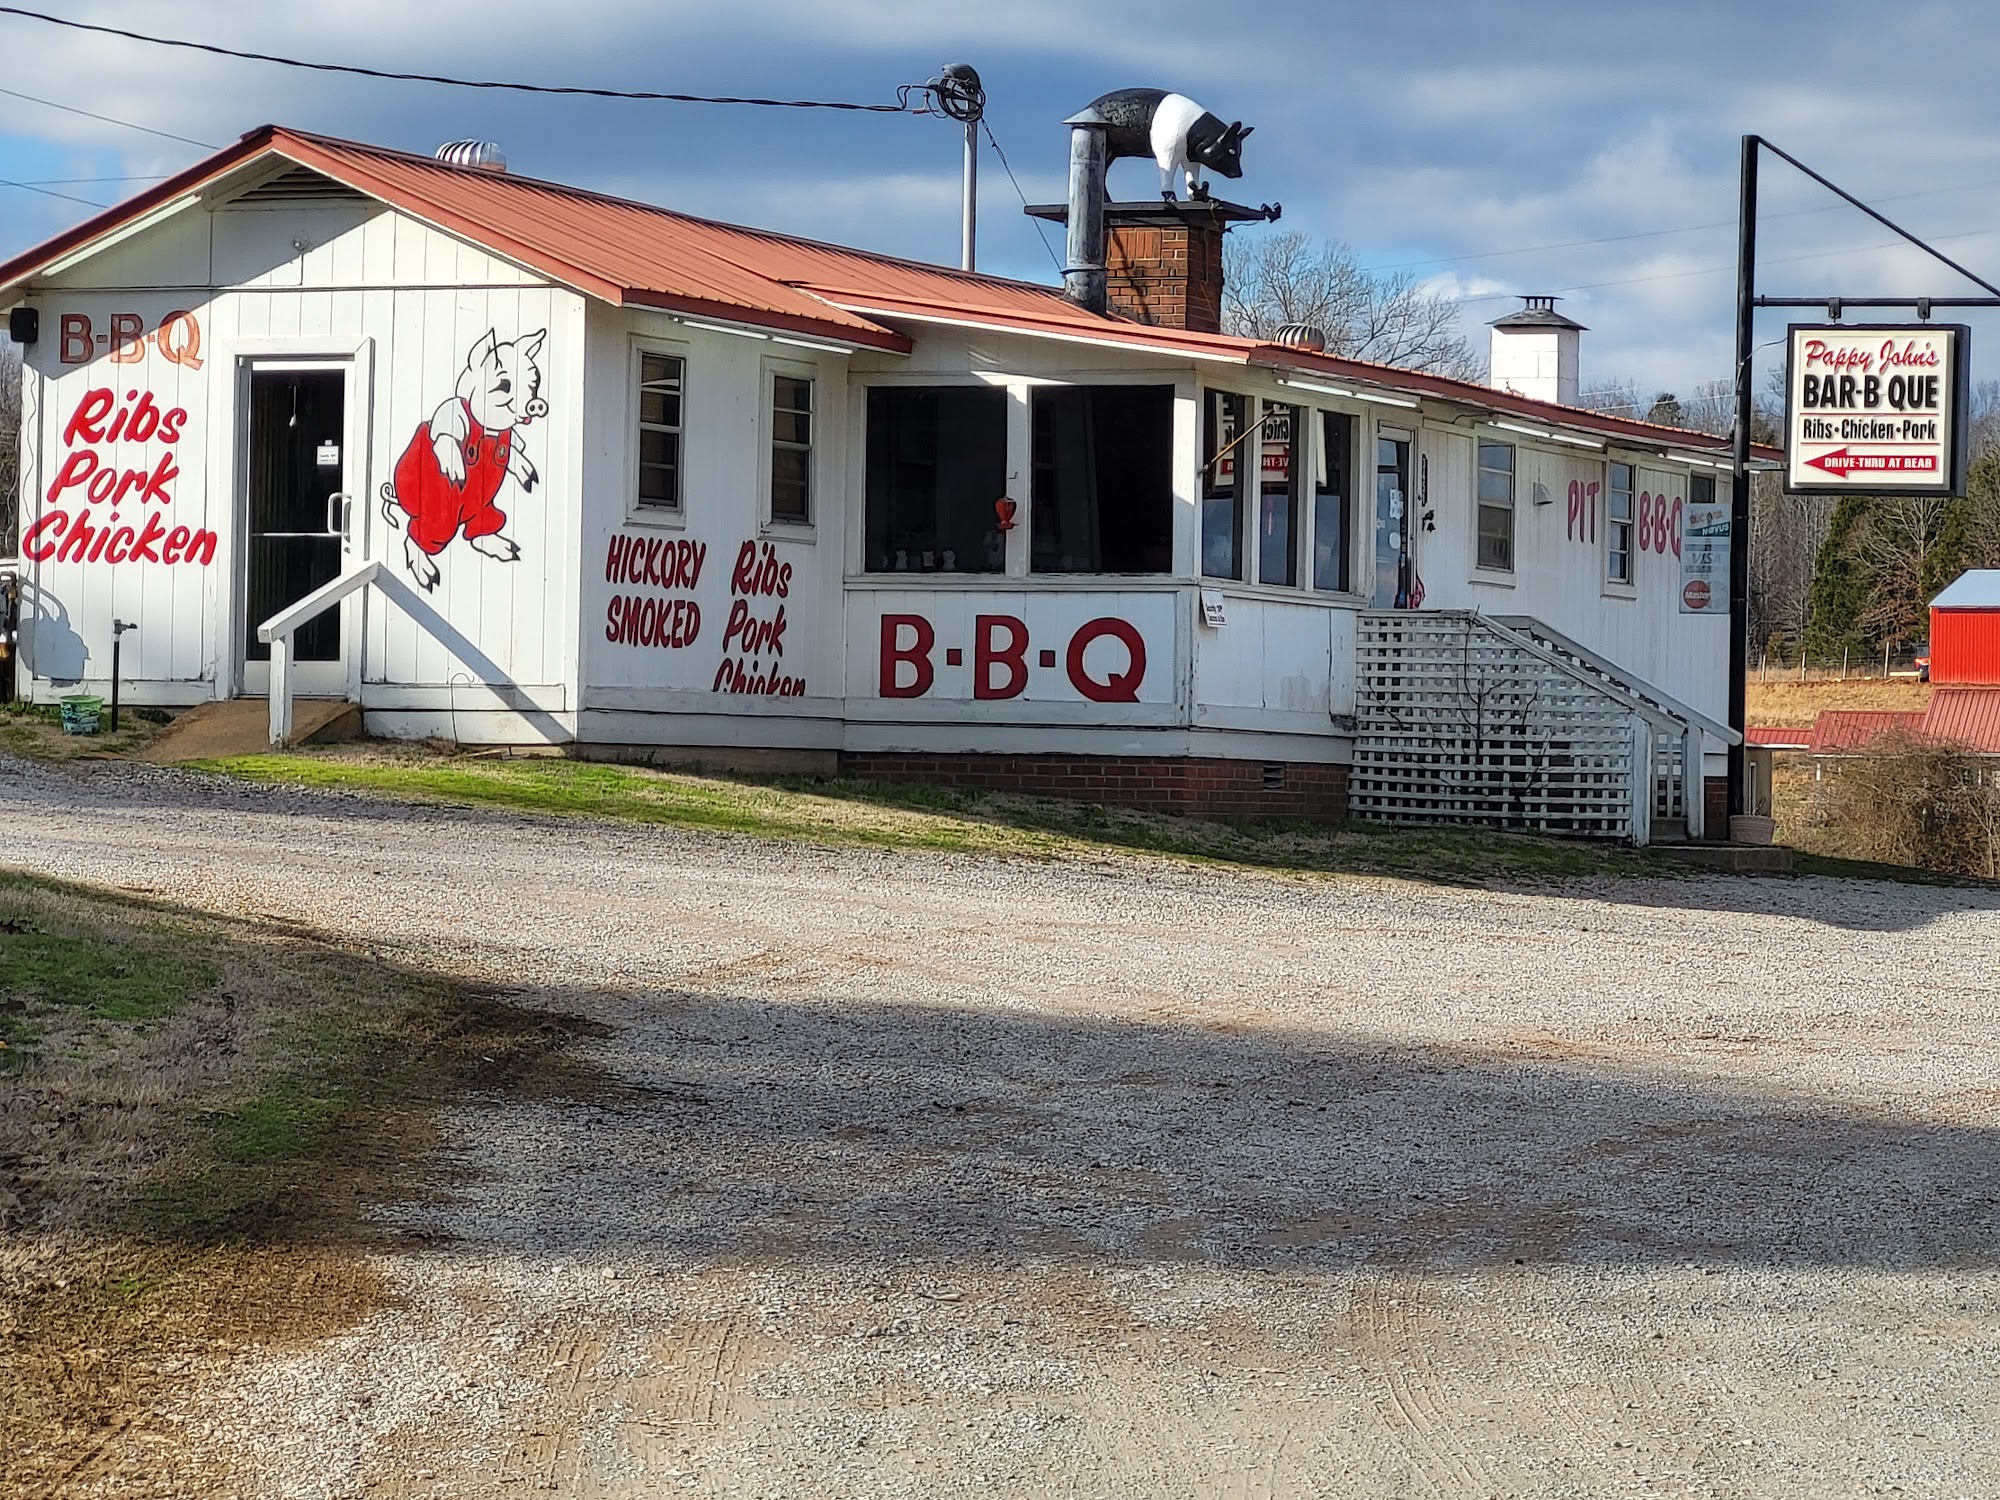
left=1746, top=677, right=1931, bottom=727
left=0, top=905, right=212, bottom=1065
left=196, top=746, right=1674, bottom=887
left=0, top=696, right=169, bottom=759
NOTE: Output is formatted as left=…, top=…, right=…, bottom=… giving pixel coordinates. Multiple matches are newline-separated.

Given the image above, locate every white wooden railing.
left=1352, top=611, right=1739, bottom=846
left=256, top=560, right=382, bottom=746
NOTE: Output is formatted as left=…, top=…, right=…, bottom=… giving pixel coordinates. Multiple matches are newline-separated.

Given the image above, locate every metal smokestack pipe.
left=1064, top=124, right=1108, bottom=313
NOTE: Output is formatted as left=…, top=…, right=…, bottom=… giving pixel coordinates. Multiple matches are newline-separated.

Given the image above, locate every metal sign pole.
left=963, top=115, right=978, bottom=273
left=1728, top=134, right=1760, bottom=825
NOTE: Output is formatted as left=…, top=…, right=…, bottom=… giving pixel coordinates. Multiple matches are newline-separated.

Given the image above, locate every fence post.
left=1842, top=646, right=1849, bottom=680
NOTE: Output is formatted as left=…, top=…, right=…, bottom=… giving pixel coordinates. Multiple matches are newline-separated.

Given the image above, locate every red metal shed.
left=1930, top=571, right=2000, bottom=685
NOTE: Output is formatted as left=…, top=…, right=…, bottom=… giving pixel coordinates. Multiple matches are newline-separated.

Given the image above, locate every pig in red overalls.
left=391, top=398, right=514, bottom=556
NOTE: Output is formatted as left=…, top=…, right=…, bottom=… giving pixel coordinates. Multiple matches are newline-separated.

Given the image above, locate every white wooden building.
left=0, top=125, right=1772, bottom=839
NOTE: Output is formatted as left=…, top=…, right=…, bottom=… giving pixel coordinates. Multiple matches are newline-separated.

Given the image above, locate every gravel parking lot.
left=5, top=750, right=1999, bottom=1499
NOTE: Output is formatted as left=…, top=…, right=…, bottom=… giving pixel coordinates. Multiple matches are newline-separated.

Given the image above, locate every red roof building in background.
left=1929, top=570, right=2000, bottom=687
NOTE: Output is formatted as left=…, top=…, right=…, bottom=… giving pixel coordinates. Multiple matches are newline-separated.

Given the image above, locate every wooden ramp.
left=139, top=699, right=360, bottom=763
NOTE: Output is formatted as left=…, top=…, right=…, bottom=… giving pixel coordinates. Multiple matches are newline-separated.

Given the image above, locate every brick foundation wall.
left=1705, top=776, right=1729, bottom=836
left=1105, top=221, right=1225, bottom=334
left=840, top=752, right=1349, bottom=821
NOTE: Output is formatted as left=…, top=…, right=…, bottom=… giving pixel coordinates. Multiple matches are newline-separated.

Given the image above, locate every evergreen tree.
left=1804, top=496, right=1875, bottom=659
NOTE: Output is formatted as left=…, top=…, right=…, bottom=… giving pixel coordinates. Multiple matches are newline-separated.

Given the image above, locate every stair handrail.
left=1486, top=612, right=1740, bottom=746
left=256, top=560, right=382, bottom=747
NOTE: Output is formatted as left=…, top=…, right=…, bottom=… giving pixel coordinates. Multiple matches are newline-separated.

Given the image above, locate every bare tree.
left=1578, top=378, right=1643, bottom=419
left=1223, top=231, right=1484, bottom=380
left=1850, top=494, right=1955, bottom=648
left=0, top=337, right=19, bottom=559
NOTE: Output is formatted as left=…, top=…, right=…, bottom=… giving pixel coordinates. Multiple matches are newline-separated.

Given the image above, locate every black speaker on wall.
left=7, top=307, right=36, bottom=345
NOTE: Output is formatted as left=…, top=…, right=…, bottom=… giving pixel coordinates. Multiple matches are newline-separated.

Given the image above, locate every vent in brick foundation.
left=1262, top=763, right=1286, bottom=791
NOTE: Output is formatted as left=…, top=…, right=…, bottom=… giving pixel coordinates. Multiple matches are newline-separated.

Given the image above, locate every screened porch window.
left=1202, top=389, right=1248, bottom=580
left=864, top=386, right=1007, bottom=573
left=1313, top=411, right=1357, bottom=592
left=1030, top=385, right=1174, bottom=573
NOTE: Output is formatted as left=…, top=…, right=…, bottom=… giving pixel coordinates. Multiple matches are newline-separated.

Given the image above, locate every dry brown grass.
left=1746, top=676, right=1932, bottom=727
left=0, top=873, right=610, bottom=1500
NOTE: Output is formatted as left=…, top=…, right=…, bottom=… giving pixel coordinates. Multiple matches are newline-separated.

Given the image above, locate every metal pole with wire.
left=932, top=64, right=985, bottom=273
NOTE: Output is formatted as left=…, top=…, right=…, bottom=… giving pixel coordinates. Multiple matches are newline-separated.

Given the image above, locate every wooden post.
left=1631, top=718, right=1653, bottom=847
left=1684, top=725, right=1705, bottom=841
left=268, top=635, right=293, bottom=747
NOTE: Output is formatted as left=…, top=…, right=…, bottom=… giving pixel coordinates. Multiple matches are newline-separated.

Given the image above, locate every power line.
left=1448, top=223, right=2000, bottom=307
left=1362, top=176, right=2000, bottom=279
left=0, top=175, right=104, bottom=208
left=982, top=121, right=1064, bottom=276
left=0, top=6, right=924, bottom=112
left=0, top=83, right=216, bottom=148
left=13, top=174, right=168, bottom=186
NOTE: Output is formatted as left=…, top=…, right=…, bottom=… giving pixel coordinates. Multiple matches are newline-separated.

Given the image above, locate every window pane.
left=640, top=390, right=680, bottom=427
left=865, top=386, right=1007, bottom=572
left=1477, top=441, right=1514, bottom=474
left=1031, top=385, right=1174, bottom=573
left=774, top=374, right=811, bottom=410
left=771, top=446, right=810, bottom=522
left=640, top=429, right=677, bottom=468
left=1477, top=466, right=1514, bottom=503
left=1202, top=390, right=1246, bottom=580
left=773, top=409, right=810, bottom=446
left=1477, top=504, right=1513, bottom=571
left=1314, top=411, right=1355, bottom=592
left=1258, top=403, right=1301, bottom=586
left=638, top=463, right=677, bottom=505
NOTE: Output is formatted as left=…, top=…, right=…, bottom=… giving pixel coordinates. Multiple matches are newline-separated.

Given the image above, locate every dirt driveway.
left=5, top=753, right=1999, bottom=1499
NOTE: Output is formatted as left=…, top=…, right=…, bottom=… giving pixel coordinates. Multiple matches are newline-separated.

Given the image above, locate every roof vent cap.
left=1276, top=321, right=1328, bottom=352
left=435, top=140, right=507, bottom=174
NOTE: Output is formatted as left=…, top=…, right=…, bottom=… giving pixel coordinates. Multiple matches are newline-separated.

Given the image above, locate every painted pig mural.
left=381, top=328, right=548, bottom=591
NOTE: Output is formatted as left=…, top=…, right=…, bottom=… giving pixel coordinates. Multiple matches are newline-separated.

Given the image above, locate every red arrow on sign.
left=1803, top=448, right=1940, bottom=476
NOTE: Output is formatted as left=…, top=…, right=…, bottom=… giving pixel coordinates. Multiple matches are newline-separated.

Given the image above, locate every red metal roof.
left=1745, top=725, right=1812, bottom=749
left=0, top=123, right=1783, bottom=460
left=1809, top=710, right=1927, bottom=754
left=1918, top=687, right=2000, bottom=753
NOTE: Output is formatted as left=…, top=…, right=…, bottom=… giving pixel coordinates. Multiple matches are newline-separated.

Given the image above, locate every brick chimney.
left=1105, top=216, right=1226, bottom=333
left=1026, top=197, right=1279, bottom=335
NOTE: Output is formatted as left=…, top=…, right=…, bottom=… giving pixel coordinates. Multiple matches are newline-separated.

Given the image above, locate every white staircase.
left=1351, top=611, right=1739, bottom=846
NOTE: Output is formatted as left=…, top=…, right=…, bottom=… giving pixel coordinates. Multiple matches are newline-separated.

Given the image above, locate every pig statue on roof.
left=1069, top=88, right=1253, bottom=202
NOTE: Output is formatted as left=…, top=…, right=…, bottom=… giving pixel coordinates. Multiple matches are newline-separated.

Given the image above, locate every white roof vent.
left=435, top=140, right=507, bottom=174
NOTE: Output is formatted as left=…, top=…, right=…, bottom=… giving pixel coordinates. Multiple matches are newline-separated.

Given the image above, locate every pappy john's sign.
left=1786, top=324, right=1970, bottom=495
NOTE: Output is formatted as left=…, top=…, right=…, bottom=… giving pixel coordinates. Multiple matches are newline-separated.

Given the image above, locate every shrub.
left=1821, top=732, right=2000, bottom=878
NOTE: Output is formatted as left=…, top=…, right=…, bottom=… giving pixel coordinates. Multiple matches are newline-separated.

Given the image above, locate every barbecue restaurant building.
left=0, top=125, right=1771, bottom=835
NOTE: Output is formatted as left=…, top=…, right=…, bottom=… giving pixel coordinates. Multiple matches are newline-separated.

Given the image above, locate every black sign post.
left=1729, top=134, right=2000, bottom=823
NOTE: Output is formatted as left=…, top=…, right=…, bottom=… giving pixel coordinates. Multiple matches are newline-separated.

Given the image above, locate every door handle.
left=327, top=492, right=349, bottom=538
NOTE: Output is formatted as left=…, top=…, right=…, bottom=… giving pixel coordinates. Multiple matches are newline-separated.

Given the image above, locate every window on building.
left=769, top=372, right=813, bottom=524
left=635, top=350, right=685, bottom=512
left=1313, top=411, right=1356, bottom=592
left=1607, top=460, right=1634, bottom=584
left=1259, top=403, right=1304, bottom=586
left=1476, top=440, right=1515, bottom=571
left=1030, top=385, right=1174, bottom=573
left=1202, top=389, right=1247, bottom=580
left=864, top=386, right=1008, bottom=573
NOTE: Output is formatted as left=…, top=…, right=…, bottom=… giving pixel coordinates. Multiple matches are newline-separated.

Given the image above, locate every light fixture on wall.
left=1492, top=419, right=1603, bottom=450
left=1277, top=377, right=1420, bottom=409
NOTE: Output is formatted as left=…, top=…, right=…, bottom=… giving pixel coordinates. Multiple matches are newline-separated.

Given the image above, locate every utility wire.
left=1447, top=223, right=2000, bottom=307
left=1362, top=176, right=2000, bottom=279
left=0, top=174, right=104, bottom=208
left=0, top=83, right=216, bottom=148
left=0, top=6, right=923, bottom=112
left=982, top=121, right=1064, bottom=276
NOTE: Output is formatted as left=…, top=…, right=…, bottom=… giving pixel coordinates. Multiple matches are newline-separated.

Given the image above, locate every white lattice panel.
left=1353, top=613, right=1644, bottom=840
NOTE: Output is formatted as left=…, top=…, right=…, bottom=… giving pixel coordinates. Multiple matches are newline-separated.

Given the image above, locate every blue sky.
left=6, top=1, right=2000, bottom=400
